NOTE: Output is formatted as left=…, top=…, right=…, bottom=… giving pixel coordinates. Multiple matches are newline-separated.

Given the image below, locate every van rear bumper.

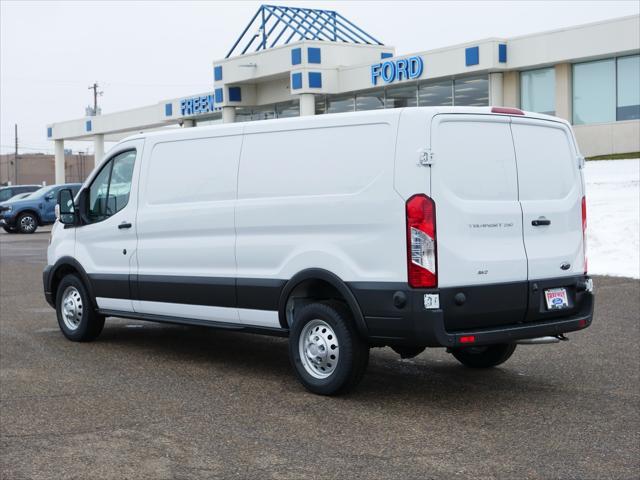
left=349, top=275, right=594, bottom=348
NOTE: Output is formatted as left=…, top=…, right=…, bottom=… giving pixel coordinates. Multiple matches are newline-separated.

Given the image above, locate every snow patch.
left=584, top=159, right=639, bottom=279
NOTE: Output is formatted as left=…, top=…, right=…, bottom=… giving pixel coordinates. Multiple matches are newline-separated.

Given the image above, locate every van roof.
left=118, top=106, right=567, bottom=144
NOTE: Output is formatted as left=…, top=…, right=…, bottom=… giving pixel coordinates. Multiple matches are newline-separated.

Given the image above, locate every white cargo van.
left=44, top=107, right=594, bottom=395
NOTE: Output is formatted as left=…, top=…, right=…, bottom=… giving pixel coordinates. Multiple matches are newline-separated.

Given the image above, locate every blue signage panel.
left=371, top=56, right=424, bottom=85
left=180, top=94, right=218, bottom=116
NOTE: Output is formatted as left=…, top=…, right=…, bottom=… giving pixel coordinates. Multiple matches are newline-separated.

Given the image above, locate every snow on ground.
left=584, top=159, right=639, bottom=279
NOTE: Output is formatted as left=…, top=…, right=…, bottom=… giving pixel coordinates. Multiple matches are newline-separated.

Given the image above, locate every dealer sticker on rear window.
left=544, top=288, right=569, bottom=310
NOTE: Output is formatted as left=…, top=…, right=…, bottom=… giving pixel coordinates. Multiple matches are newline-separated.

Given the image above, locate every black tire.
left=289, top=301, right=369, bottom=395
left=2, top=226, right=18, bottom=233
left=16, top=212, right=38, bottom=234
left=450, top=343, right=517, bottom=368
left=55, top=274, right=105, bottom=342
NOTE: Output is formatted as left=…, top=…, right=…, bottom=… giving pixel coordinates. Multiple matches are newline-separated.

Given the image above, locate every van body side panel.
left=134, top=134, right=242, bottom=323
left=510, top=118, right=585, bottom=280
left=236, top=115, right=407, bottom=300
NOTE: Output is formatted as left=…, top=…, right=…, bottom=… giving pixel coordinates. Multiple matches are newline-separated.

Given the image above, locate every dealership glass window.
left=385, top=84, right=417, bottom=108
left=315, top=95, right=327, bottom=114
left=234, top=107, right=253, bottom=123
left=251, top=106, right=276, bottom=121
left=418, top=80, right=453, bottom=106
left=454, top=76, right=489, bottom=106
left=520, top=68, right=555, bottom=115
left=276, top=100, right=300, bottom=118
left=326, top=93, right=355, bottom=113
left=355, top=89, right=385, bottom=111
left=573, top=59, right=616, bottom=125
left=617, top=55, right=640, bottom=121
left=195, top=113, right=223, bottom=126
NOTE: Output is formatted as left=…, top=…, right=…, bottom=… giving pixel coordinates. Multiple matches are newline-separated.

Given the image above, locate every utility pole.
left=14, top=123, right=18, bottom=185
left=88, top=82, right=103, bottom=115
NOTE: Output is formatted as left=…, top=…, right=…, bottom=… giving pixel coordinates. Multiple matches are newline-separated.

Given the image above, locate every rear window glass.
left=435, top=119, right=518, bottom=201
left=511, top=122, right=576, bottom=201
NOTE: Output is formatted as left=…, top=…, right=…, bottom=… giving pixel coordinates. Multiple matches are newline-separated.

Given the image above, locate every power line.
left=2, top=76, right=212, bottom=88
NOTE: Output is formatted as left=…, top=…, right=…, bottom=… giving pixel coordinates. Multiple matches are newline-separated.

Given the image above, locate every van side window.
left=87, top=150, right=136, bottom=223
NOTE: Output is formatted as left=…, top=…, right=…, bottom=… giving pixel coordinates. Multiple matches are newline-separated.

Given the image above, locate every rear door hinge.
left=577, top=155, right=585, bottom=169
left=418, top=148, right=434, bottom=166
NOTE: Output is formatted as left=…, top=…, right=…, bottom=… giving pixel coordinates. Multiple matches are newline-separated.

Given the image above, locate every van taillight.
left=582, top=196, right=588, bottom=274
left=406, top=194, right=437, bottom=288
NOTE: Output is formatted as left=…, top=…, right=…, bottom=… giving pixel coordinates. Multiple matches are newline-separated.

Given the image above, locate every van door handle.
left=118, top=222, right=132, bottom=229
left=532, top=219, right=551, bottom=226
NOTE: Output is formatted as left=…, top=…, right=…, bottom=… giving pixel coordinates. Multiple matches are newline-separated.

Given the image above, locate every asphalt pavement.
left=1, top=227, right=638, bottom=480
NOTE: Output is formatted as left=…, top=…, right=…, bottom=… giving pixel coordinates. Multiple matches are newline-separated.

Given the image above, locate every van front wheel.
left=289, top=301, right=369, bottom=395
left=55, top=274, right=105, bottom=342
left=450, top=343, right=516, bottom=368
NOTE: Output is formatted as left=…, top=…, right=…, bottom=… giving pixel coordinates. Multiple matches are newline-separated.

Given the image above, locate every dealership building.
left=47, top=6, right=639, bottom=184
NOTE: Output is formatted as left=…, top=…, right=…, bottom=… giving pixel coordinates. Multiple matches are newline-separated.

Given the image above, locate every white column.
left=182, top=119, right=195, bottom=128
left=54, top=139, right=65, bottom=184
left=502, top=71, right=520, bottom=108
left=94, top=134, right=104, bottom=168
left=222, top=106, right=236, bottom=124
left=299, top=94, right=315, bottom=116
left=555, top=63, right=572, bottom=122
left=489, top=72, right=504, bottom=107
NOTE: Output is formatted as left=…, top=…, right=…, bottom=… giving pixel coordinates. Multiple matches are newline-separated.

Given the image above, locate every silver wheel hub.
left=299, top=319, right=339, bottom=379
left=61, top=286, right=83, bottom=331
left=20, top=215, right=35, bottom=232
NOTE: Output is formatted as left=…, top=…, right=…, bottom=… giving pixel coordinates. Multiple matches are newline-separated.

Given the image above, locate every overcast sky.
left=1, top=0, right=638, bottom=155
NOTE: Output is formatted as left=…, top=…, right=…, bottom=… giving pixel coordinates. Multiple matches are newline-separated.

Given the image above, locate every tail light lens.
left=406, top=194, right=437, bottom=288
left=582, top=196, right=587, bottom=274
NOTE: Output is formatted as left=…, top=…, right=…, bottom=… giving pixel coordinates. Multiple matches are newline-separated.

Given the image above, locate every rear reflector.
left=460, top=336, right=476, bottom=344
left=491, top=107, right=524, bottom=115
left=406, top=194, right=437, bottom=288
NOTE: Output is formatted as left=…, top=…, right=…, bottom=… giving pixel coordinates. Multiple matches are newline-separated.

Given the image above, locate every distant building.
left=0, top=153, right=94, bottom=186
left=47, top=8, right=639, bottom=184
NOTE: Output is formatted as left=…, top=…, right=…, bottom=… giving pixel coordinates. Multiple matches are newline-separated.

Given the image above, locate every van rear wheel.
left=55, top=274, right=105, bottom=342
left=289, top=301, right=369, bottom=395
left=450, top=343, right=516, bottom=368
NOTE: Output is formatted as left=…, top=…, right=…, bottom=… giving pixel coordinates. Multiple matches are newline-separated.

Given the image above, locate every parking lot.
left=0, top=228, right=638, bottom=480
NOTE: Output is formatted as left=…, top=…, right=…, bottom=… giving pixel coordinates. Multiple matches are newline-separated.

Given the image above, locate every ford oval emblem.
left=560, top=262, right=571, bottom=270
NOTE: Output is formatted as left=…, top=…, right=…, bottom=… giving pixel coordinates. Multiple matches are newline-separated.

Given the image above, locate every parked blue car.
left=0, top=183, right=82, bottom=233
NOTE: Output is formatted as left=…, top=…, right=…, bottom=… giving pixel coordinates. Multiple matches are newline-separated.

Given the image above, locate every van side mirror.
left=57, top=189, right=76, bottom=225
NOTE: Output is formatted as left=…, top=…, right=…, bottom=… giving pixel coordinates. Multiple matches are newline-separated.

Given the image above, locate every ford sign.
left=371, top=56, right=424, bottom=85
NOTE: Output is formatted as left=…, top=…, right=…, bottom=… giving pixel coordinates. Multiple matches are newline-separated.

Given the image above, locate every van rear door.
left=510, top=117, right=585, bottom=280
left=431, top=114, right=528, bottom=288
left=430, top=114, right=529, bottom=331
